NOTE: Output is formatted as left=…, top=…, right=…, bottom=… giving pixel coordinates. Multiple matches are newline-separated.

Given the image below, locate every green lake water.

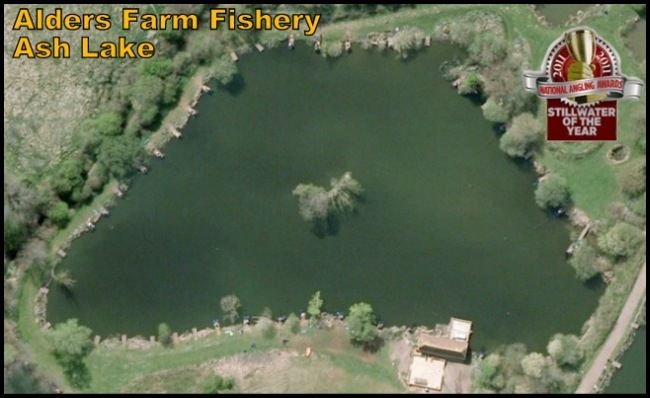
left=536, top=4, right=592, bottom=26
left=48, top=44, right=600, bottom=352
left=605, top=328, right=646, bottom=394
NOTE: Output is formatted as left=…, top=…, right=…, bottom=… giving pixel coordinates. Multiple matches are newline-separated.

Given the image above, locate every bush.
left=158, top=323, right=172, bottom=347
left=220, top=294, right=241, bottom=324
left=210, top=56, right=238, bottom=86
left=93, top=112, right=123, bottom=136
left=307, top=291, right=324, bottom=318
left=499, top=113, right=542, bottom=158
left=256, top=317, right=277, bottom=339
left=534, top=174, right=571, bottom=210
left=597, top=222, right=644, bottom=258
left=481, top=97, right=510, bottom=124
left=46, top=201, right=71, bottom=229
left=619, top=159, right=646, bottom=197
left=457, top=71, right=481, bottom=95
left=547, top=334, right=584, bottom=368
left=286, top=313, right=300, bottom=334
left=569, top=242, right=599, bottom=281
left=202, top=375, right=235, bottom=394
left=52, top=158, right=86, bottom=201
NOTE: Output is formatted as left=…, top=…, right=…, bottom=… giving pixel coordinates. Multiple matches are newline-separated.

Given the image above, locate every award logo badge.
left=523, top=27, right=644, bottom=141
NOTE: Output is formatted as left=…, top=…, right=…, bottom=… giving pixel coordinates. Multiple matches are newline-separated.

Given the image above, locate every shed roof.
left=418, top=333, right=468, bottom=354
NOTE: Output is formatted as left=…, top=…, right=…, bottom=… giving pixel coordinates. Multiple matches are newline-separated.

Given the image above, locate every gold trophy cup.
left=565, top=28, right=604, bottom=104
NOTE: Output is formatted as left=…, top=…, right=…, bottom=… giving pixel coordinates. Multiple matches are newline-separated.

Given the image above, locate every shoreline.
left=9, top=4, right=646, bottom=393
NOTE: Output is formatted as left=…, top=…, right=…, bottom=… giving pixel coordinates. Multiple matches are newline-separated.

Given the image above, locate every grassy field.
left=84, top=325, right=403, bottom=393
left=7, top=3, right=646, bottom=394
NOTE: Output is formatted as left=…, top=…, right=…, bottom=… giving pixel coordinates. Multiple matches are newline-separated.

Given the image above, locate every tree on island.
left=220, top=294, right=241, bottom=324
left=292, top=172, right=364, bottom=223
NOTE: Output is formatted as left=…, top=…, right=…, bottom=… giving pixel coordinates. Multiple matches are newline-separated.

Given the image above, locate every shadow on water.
left=311, top=214, right=340, bottom=238
left=221, top=74, right=247, bottom=96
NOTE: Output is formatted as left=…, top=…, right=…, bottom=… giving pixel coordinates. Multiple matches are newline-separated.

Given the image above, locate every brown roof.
left=417, top=333, right=468, bottom=354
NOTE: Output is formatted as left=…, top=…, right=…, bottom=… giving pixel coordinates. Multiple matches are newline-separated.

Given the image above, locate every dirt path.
left=576, top=262, right=646, bottom=393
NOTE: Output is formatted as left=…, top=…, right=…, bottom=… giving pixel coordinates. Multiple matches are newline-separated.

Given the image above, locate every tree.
left=597, top=222, right=644, bottom=258
left=220, top=294, right=241, bottom=324
left=307, top=291, right=324, bottom=318
left=499, top=113, right=542, bottom=158
left=619, top=159, right=646, bottom=197
left=346, top=302, right=378, bottom=346
left=52, top=158, right=86, bottom=201
left=521, top=352, right=547, bottom=379
left=210, top=56, right=239, bottom=85
left=49, top=319, right=93, bottom=387
left=547, top=334, right=584, bottom=368
left=292, top=184, right=329, bottom=221
left=293, top=172, right=363, bottom=223
left=534, top=174, right=571, bottom=210
left=52, top=269, right=75, bottom=289
left=481, top=97, right=509, bottom=124
left=158, top=323, right=172, bottom=347
left=202, top=375, right=235, bottom=394
left=96, top=134, right=141, bottom=178
left=569, top=242, right=599, bottom=282
left=46, top=201, right=71, bottom=228
left=256, top=317, right=277, bottom=339
left=286, top=313, right=300, bottom=334
left=93, top=112, right=123, bottom=136
left=472, top=353, right=501, bottom=390
left=328, top=172, right=363, bottom=213
left=4, top=214, right=29, bottom=255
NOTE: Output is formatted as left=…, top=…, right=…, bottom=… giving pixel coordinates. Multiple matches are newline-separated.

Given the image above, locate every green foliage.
left=597, top=222, right=644, bottom=258
left=619, top=159, right=646, bottom=197
left=52, top=269, right=76, bottom=289
left=256, top=317, right=277, bottom=340
left=307, top=291, right=324, bottom=318
left=52, top=158, right=86, bottom=201
left=292, top=172, right=364, bottom=222
left=286, top=313, right=301, bottom=334
left=569, top=242, right=600, bottom=282
left=49, top=319, right=94, bottom=387
left=202, top=375, right=235, bottom=394
left=346, top=302, right=378, bottom=346
left=292, top=184, right=330, bottom=221
left=158, top=323, right=172, bottom=347
left=4, top=214, right=29, bottom=255
left=210, top=56, right=239, bottom=85
left=471, top=353, right=502, bottom=391
left=141, top=58, right=174, bottom=78
left=96, top=134, right=141, bottom=178
left=534, top=174, right=571, bottom=210
left=93, top=112, right=123, bottom=136
left=521, top=352, right=546, bottom=378
left=481, top=98, right=509, bottom=124
left=547, top=334, right=584, bottom=368
left=499, top=113, right=542, bottom=159
left=390, top=27, right=426, bottom=55
left=4, top=362, right=55, bottom=394
left=46, top=200, right=71, bottom=228
left=457, top=71, right=481, bottom=95
left=220, top=294, right=241, bottom=324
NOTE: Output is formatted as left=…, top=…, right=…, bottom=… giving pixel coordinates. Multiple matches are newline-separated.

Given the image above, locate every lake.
left=48, top=43, right=600, bottom=352
left=536, top=4, right=592, bottom=26
left=605, top=328, right=646, bottom=394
